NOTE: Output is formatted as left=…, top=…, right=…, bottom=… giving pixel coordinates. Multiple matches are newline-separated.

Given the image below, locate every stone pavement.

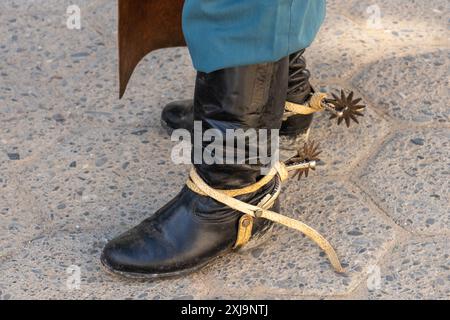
left=0, top=0, right=448, bottom=300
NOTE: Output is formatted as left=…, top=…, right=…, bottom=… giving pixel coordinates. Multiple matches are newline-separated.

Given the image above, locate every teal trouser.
left=182, top=0, right=326, bottom=73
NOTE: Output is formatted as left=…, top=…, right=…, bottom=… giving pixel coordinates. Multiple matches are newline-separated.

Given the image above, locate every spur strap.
left=186, top=162, right=345, bottom=273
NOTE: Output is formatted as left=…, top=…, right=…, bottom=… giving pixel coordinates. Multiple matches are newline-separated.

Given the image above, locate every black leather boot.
left=280, top=49, right=314, bottom=137
left=101, top=58, right=289, bottom=279
left=161, top=49, right=313, bottom=136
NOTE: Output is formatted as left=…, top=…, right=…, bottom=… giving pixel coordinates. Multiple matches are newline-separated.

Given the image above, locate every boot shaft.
left=192, top=58, right=289, bottom=189
left=161, top=49, right=314, bottom=136
left=281, top=49, right=314, bottom=136
left=287, top=49, right=313, bottom=103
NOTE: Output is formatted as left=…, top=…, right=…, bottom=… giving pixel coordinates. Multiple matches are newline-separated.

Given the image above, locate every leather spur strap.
left=284, top=92, right=327, bottom=117
left=186, top=162, right=345, bottom=274
left=284, top=91, right=367, bottom=128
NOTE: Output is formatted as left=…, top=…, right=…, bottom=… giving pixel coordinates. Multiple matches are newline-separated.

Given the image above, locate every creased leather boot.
left=161, top=49, right=313, bottom=137
left=101, top=58, right=289, bottom=279
left=280, top=49, right=314, bottom=137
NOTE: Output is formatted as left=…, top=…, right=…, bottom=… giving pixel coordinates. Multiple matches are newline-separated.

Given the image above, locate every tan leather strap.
left=233, top=179, right=282, bottom=249
left=284, top=92, right=328, bottom=116
left=186, top=162, right=297, bottom=198
left=187, top=164, right=345, bottom=273
left=186, top=166, right=280, bottom=198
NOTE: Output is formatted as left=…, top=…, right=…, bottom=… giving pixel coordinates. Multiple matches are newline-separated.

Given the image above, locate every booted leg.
left=160, top=49, right=314, bottom=137
left=101, top=59, right=289, bottom=279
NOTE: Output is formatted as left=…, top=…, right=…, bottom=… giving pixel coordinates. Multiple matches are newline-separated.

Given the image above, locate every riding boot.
left=161, top=49, right=314, bottom=137
left=280, top=49, right=314, bottom=137
left=101, top=58, right=289, bottom=278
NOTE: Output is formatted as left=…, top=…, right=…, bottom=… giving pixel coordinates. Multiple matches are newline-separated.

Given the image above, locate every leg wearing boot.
left=103, top=0, right=354, bottom=279
left=102, top=59, right=344, bottom=278
left=101, top=59, right=290, bottom=278
left=161, top=49, right=315, bottom=137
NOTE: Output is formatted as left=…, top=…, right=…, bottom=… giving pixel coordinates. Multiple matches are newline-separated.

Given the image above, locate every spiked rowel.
left=326, top=90, right=366, bottom=128
left=284, top=89, right=366, bottom=129
left=285, top=141, right=321, bottom=180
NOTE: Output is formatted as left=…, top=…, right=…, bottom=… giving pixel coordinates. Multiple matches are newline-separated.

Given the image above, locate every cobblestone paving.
left=0, top=0, right=448, bottom=299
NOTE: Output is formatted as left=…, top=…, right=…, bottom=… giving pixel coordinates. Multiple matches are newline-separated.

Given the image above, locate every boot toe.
left=101, top=227, right=165, bottom=275
left=161, top=99, right=193, bottom=131
left=101, top=242, right=129, bottom=273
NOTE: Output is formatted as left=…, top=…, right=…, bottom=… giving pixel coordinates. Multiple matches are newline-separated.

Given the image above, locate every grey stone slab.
left=0, top=146, right=49, bottom=261
left=0, top=230, right=208, bottom=300
left=0, top=0, right=106, bottom=16
left=368, top=238, right=450, bottom=300
left=309, top=85, right=390, bottom=177
left=353, top=50, right=449, bottom=124
left=336, top=0, right=448, bottom=43
left=1, top=4, right=110, bottom=81
left=59, top=46, right=195, bottom=129
left=0, top=0, right=195, bottom=187
left=11, top=125, right=190, bottom=235
left=0, top=176, right=47, bottom=262
left=1, top=0, right=448, bottom=300
left=359, top=128, right=450, bottom=235
left=0, top=3, right=117, bottom=146
left=280, top=84, right=389, bottom=178
left=1, top=7, right=195, bottom=129
left=307, top=1, right=447, bottom=84
left=306, top=14, right=381, bottom=83
left=198, top=179, right=396, bottom=298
